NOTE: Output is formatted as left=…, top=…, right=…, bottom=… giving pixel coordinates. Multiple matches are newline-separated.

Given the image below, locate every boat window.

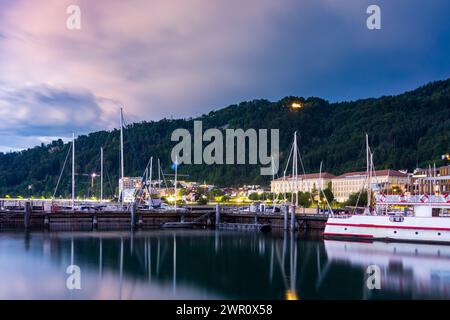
left=389, top=216, right=404, bottom=223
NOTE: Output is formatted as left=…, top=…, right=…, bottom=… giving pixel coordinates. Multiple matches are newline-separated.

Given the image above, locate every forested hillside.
left=1, top=78, right=449, bottom=198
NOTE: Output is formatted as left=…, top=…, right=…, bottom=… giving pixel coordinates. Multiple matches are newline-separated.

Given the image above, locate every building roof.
left=335, top=169, right=407, bottom=179
left=273, top=172, right=336, bottom=181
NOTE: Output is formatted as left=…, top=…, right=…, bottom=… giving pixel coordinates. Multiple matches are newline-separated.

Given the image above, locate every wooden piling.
left=24, top=202, right=31, bottom=229
left=44, top=214, right=49, bottom=228
left=290, top=205, right=296, bottom=232
left=92, top=214, right=98, bottom=230
left=215, top=204, right=220, bottom=227
left=130, top=204, right=136, bottom=227
left=138, top=212, right=143, bottom=227
left=283, top=205, right=288, bottom=230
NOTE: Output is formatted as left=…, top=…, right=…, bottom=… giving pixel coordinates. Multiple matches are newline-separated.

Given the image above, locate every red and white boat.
left=324, top=134, right=450, bottom=243
left=325, top=195, right=450, bottom=243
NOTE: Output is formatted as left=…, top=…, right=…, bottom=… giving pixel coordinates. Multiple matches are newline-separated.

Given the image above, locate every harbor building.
left=332, top=169, right=408, bottom=203
left=119, top=177, right=143, bottom=203
left=271, top=173, right=335, bottom=194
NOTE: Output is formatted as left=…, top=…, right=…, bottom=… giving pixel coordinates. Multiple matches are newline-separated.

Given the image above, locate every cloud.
left=0, top=0, right=449, bottom=151
left=0, top=84, right=117, bottom=150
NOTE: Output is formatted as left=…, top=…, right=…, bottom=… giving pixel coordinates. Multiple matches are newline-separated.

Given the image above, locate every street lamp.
left=90, top=173, right=98, bottom=188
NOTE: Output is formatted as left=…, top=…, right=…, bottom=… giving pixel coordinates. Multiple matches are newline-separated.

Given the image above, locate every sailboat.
left=324, top=134, right=450, bottom=243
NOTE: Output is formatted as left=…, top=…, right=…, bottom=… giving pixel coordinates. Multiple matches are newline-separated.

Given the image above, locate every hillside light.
left=291, top=102, right=303, bottom=109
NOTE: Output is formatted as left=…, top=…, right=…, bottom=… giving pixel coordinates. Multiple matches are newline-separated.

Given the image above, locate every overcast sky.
left=0, top=0, right=449, bottom=152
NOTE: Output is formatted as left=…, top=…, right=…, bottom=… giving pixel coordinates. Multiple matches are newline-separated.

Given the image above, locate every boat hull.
left=324, top=215, right=450, bottom=243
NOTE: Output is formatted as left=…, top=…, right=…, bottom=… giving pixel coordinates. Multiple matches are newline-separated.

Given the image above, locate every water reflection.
left=0, top=230, right=449, bottom=299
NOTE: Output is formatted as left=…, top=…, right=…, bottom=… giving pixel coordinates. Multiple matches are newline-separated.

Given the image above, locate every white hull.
left=324, top=215, right=450, bottom=243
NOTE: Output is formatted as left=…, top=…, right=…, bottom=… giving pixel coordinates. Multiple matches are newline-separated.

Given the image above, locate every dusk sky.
left=0, top=0, right=449, bottom=152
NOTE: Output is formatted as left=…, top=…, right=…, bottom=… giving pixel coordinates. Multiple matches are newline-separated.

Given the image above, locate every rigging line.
left=104, top=163, right=115, bottom=198
left=122, top=115, right=143, bottom=173
left=52, top=143, right=72, bottom=199
left=136, top=157, right=152, bottom=200
left=160, top=161, right=170, bottom=193
left=281, top=140, right=295, bottom=202
left=295, top=142, right=316, bottom=206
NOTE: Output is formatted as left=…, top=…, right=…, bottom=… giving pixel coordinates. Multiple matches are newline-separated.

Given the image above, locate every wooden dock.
left=0, top=205, right=329, bottom=231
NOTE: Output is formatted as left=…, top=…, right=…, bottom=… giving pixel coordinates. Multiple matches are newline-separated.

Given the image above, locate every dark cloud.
left=0, top=84, right=111, bottom=148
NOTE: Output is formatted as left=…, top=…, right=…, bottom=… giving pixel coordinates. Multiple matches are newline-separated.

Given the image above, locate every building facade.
left=271, top=173, right=335, bottom=194
left=119, top=177, right=143, bottom=203
left=332, top=169, right=409, bottom=203
left=411, top=165, right=450, bottom=195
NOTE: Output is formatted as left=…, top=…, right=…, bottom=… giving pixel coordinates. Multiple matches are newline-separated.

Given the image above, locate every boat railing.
left=328, top=214, right=353, bottom=219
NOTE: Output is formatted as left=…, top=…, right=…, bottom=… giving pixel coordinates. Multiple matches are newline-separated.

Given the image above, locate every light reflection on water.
left=0, top=229, right=449, bottom=299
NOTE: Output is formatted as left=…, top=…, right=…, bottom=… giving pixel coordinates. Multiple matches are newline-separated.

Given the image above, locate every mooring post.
left=138, top=212, right=143, bottom=227
left=92, top=214, right=98, bottom=230
left=44, top=214, right=49, bottom=229
left=24, top=201, right=31, bottom=229
left=130, top=203, right=136, bottom=228
left=290, top=205, right=296, bottom=232
left=215, top=204, right=220, bottom=227
left=283, top=205, right=288, bottom=230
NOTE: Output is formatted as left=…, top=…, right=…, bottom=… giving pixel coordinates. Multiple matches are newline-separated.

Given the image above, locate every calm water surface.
left=0, top=229, right=449, bottom=299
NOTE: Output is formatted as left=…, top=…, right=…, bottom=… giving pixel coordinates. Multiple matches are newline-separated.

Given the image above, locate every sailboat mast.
left=158, top=159, right=161, bottom=192
left=271, top=156, right=276, bottom=212
left=319, top=161, right=323, bottom=207
left=366, top=134, right=371, bottom=208
left=292, top=132, right=298, bottom=207
left=174, top=156, right=178, bottom=210
left=100, top=147, right=103, bottom=203
left=120, top=107, right=124, bottom=181
left=149, top=157, right=153, bottom=201
left=72, top=133, right=75, bottom=210
left=119, top=107, right=124, bottom=208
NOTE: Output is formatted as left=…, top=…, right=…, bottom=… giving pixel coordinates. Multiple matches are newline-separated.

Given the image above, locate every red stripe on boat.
left=323, top=232, right=373, bottom=238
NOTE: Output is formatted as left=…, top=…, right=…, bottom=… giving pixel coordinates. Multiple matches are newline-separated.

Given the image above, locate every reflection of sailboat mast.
left=130, top=230, right=134, bottom=254
left=156, top=239, right=160, bottom=277
left=215, top=230, right=219, bottom=253
left=148, top=239, right=152, bottom=282
left=173, top=235, right=177, bottom=294
left=274, top=232, right=298, bottom=299
left=119, top=237, right=124, bottom=300
left=70, top=236, right=74, bottom=266
left=99, top=238, right=103, bottom=278
left=289, top=232, right=298, bottom=294
left=269, top=242, right=274, bottom=283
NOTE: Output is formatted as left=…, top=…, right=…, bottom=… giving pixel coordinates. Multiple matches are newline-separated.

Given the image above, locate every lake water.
left=0, top=229, right=449, bottom=300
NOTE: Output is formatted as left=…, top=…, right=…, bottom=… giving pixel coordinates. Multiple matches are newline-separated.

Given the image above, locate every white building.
left=119, top=177, right=143, bottom=203
left=271, top=173, right=335, bottom=194
left=332, top=169, right=408, bottom=203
